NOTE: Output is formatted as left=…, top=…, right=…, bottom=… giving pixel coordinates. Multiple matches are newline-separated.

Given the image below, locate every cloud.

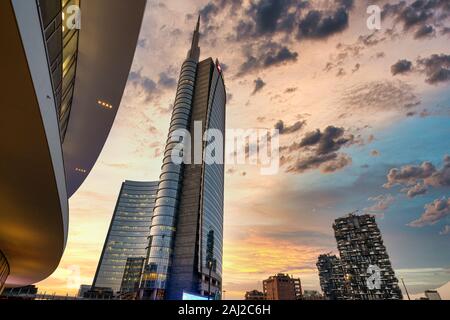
left=417, top=54, right=450, bottom=84
left=408, top=197, right=450, bottom=227
left=384, top=156, right=450, bottom=201
left=340, top=80, right=420, bottom=112
left=414, top=24, right=435, bottom=38
left=403, top=183, right=428, bottom=198
left=274, top=120, right=306, bottom=135
left=282, top=126, right=355, bottom=174
left=440, top=225, right=450, bottom=235
left=391, top=59, right=413, bottom=75
left=157, top=72, right=177, bottom=88
left=238, top=41, right=298, bottom=75
left=199, top=0, right=243, bottom=24
left=364, top=194, right=395, bottom=215
left=297, top=7, right=350, bottom=39
left=285, top=87, right=298, bottom=93
left=390, top=54, right=450, bottom=84
left=382, top=0, right=450, bottom=37
left=384, top=156, right=450, bottom=198
left=128, top=69, right=158, bottom=103
left=252, top=77, right=266, bottom=95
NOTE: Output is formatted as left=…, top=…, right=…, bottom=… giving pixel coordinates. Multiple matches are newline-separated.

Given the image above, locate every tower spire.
left=187, top=15, right=201, bottom=62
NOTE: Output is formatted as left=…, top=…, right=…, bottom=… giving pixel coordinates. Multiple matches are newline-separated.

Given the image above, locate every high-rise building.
left=425, top=290, right=441, bottom=300
left=245, top=290, right=266, bottom=300
left=316, top=254, right=348, bottom=300
left=263, top=274, right=302, bottom=300
left=120, top=257, right=146, bottom=297
left=77, top=285, right=91, bottom=299
left=0, top=0, right=145, bottom=290
left=333, top=213, right=403, bottom=300
left=302, top=290, right=324, bottom=300
left=92, top=181, right=158, bottom=294
left=143, top=17, right=226, bottom=300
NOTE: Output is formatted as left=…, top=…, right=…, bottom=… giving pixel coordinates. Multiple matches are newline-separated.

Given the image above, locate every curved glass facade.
left=0, top=250, right=9, bottom=294
left=37, top=0, right=80, bottom=141
left=92, top=181, right=158, bottom=293
left=201, top=66, right=226, bottom=286
left=145, top=59, right=198, bottom=298
left=145, top=19, right=226, bottom=300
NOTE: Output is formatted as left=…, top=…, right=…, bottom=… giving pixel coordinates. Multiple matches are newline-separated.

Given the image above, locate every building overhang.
left=63, top=0, right=147, bottom=197
left=0, top=0, right=69, bottom=287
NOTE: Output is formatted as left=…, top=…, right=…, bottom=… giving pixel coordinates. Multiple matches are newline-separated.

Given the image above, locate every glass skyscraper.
left=142, top=17, right=226, bottom=300
left=92, top=181, right=158, bottom=293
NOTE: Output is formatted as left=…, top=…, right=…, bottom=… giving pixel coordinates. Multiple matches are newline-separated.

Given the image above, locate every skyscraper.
left=0, top=0, right=145, bottom=291
left=263, top=274, right=302, bottom=300
left=316, top=254, right=348, bottom=300
left=92, top=181, right=158, bottom=294
left=333, top=213, right=403, bottom=300
left=120, top=257, right=146, bottom=298
left=143, top=17, right=226, bottom=300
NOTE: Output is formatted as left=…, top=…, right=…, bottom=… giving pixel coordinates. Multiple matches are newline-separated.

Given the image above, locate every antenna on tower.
left=187, top=15, right=201, bottom=62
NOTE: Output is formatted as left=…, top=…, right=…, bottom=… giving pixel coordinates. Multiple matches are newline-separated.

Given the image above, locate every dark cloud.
left=298, top=7, right=350, bottom=39
left=409, top=197, right=450, bottom=227
left=285, top=87, right=298, bottom=93
left=252, top=77, right=266, bottom=95
left=282, top=126, right=355, bottom=174
left=158, top=72, right=177, bottom=88
left=286, top=152, right=351, bottom=174
left=391, top=59, right=413, bottom=75
left=264, top=47, right=299, bottom=67
left=390, top=54, right=450, bottom=84
left=382, top=0, right=450, bottom=39
left=417, top=54, right=450, bottom=84
left=238, top=41, right=298, bottom=75
left=233, top=0, right=308, bottom=39
left=199, top=2, right=219, bottom=23
left=414, top=24, right=435, bottom=38
left=274, top=120, right=306, bottom=135
left=129, top=70, right=158, bottom=103
left=199, top=0, right=243, bottom=23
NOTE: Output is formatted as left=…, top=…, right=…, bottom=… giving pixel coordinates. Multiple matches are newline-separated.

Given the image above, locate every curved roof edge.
left=63, top=0, right=147, bottom=198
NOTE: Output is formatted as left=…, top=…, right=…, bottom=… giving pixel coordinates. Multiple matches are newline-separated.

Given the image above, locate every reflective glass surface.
left=93, top=181, right=158, bottom=293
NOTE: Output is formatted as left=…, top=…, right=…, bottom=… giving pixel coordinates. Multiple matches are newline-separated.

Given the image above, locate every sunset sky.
left=38, top=0, right=450, bottom=299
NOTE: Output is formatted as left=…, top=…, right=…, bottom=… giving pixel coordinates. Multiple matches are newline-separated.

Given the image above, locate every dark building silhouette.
left=245, top=290, right=266, bottom=300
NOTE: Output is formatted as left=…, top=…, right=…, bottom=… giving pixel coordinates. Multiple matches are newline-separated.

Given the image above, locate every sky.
left=39, top=0, right=450, bottom=299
